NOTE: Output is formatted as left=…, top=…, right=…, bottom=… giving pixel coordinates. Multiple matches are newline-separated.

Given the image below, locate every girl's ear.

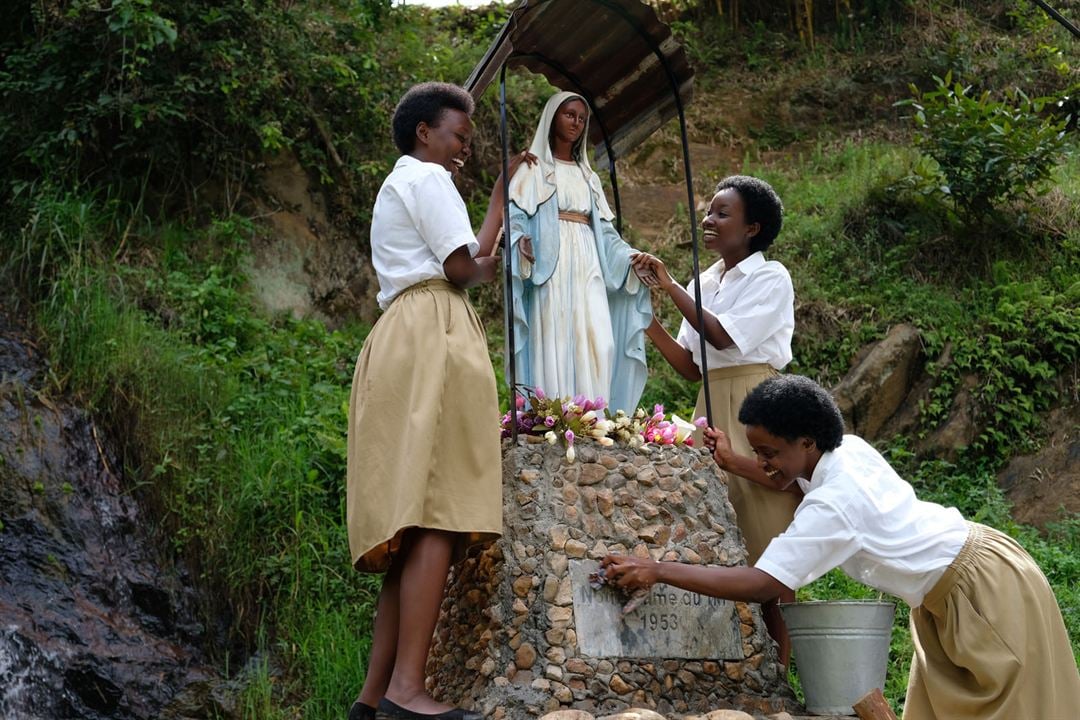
left=746, top=221, right=762, bottom=239
left=801, top=437, right=816, bottom=451
left=415, top=121, right=430, bottom=148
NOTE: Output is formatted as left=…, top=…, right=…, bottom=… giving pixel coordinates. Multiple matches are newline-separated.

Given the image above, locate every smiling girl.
left=346, top=82, right=532, bottom=720
left=631, top=174, right=801, bottom=663
left=602, top=374, right=1080, bottom=720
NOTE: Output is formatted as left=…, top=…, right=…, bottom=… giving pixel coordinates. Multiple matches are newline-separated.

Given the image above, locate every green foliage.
left=898, top=72, right=1072, bottom=225
left=36, top=208, right=382, bottom=716
left=0, top=0, right=452, bottom=221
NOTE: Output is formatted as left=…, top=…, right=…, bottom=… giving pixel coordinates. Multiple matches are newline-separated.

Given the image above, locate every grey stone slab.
left=569, top=560, right=744, bottom=659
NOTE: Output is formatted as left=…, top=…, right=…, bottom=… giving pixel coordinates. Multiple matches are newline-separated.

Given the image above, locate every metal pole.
left=500, top=64, right=518, bottom=442
left=1030, top=0, right=1080, bottom=38
left=608, top=154, right=623, bottom=235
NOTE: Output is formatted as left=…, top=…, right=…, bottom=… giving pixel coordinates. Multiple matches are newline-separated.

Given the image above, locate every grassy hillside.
left=1, top=1, right=1077, bottom=717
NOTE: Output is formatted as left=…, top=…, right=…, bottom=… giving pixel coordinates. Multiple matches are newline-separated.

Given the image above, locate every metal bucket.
left=780, top=600, right=896, bottom=715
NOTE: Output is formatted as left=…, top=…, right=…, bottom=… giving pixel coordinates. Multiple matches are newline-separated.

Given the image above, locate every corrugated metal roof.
left=464, top=0, right=694, bottom=166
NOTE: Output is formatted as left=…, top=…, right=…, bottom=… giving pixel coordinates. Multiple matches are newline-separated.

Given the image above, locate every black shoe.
left=374, top=697, right=482, bottom=720
left=349, top=700, right=377, bottom=720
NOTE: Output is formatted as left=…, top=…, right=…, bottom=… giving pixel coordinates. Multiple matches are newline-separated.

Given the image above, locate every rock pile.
left=427, top=440, right=797, bottom=718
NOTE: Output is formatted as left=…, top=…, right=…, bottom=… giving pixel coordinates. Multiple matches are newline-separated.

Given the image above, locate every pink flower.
left=544, top=416, right=556, bottom=427
left=565, top=430, right=575, bottom=446
left=684, top=437, right=695, bottom=447
left=693, top=416, right=708, bottom=429
left=535, top=388, right=546, bottom=400
left=516, top=395, right=525, bottom=409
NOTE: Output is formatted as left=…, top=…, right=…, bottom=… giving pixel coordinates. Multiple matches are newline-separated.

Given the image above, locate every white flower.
left=545, top=431, right=557, bottom=445
left=566, top=445, right=576, bottom=462
left=580, top=410, right=597, bottom=423
left=628, top=435, right=644, bottom=449
left=670, top=413, right=698, bottom=444
left=597, top=436, right=614, bottom=447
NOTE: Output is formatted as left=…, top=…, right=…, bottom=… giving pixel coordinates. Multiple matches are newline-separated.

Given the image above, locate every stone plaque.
left=569, top=560, right=744, bottom=659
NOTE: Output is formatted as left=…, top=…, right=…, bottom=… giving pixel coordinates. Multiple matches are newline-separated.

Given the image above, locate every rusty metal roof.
left=464, top=0, right=694, bottom=166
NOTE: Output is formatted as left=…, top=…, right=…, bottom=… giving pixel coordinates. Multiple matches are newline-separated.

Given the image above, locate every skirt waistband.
left=922, top=521, right=982, bottom=608
left=558, top=211, right=591, bottom=225
left=392, top=278, right=462, bottom=305
left=704, top=363, right=776, bottom=381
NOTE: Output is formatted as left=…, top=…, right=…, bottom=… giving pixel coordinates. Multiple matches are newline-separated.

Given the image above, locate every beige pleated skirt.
left=693, top=364, right=801, bottom=565
left=905, top=522, right=1080, bottom=720
left=347, top=279, right=503, bottom=573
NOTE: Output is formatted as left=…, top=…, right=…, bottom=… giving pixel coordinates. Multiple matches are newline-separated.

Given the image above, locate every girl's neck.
left=720, top=249, right=751, bottom=270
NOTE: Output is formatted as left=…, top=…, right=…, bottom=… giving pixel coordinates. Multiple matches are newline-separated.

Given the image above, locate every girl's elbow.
left=680, top=367, right=702, bottom=382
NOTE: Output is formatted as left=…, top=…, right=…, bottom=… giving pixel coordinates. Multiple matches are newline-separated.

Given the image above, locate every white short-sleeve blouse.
left=675, top=252, right=794, bottom=371
left=370, top=155, right=478, bottom=310
left=754, top=435, right=970, bottom=607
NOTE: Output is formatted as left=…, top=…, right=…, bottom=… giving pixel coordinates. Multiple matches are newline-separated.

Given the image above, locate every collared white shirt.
left=755, top=435, right=969, bottom=608
left=675, top=252, right=794, bottom=371
left=370, top=155, right=478, bottom=309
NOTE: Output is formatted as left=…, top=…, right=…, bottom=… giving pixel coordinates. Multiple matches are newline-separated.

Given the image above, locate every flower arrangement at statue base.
left=499, top=388, right=707, bottom=463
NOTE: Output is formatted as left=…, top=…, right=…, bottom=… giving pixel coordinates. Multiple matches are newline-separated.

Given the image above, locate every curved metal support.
left=1030, top=0, right=1080, bottom=38
left=500, top=64, right=518, bottom=442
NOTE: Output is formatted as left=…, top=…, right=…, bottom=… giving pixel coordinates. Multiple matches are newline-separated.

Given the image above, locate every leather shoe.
left=375, top=697, right=482, bottom=719
left=349, top=700, right=377, bottom=720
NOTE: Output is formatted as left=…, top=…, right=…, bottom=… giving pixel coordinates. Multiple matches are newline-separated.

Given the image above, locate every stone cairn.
left=427, top=440, right=798, bottom=719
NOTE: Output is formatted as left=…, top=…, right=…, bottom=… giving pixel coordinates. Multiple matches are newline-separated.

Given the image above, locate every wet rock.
left=0, top=312, right=218, bottom=719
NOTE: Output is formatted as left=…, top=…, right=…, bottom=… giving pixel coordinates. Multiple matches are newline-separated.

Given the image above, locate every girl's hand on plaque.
left=600, top=554, right=659, bottom=593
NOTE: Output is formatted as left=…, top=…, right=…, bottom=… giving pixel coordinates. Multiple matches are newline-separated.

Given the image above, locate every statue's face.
left=551, top=99, right=588, bottom=148
left=701, top=187, right=758, bottom=255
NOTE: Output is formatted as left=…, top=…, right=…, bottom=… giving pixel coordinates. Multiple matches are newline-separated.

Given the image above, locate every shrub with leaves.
left=898, top=71, right=1071, bottom=224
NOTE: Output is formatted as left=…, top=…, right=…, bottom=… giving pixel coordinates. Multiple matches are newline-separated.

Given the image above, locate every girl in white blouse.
left=347, top=82, right=533, bottom=720
left=602, top=374, right=1080, bottom=720
left=631, top=175, right=801, bottom=663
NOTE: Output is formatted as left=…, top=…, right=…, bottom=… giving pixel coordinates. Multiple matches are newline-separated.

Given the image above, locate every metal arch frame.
left=494, top=0, right=714, bottom=437
left=1030, top=0, right=1080, bottom=38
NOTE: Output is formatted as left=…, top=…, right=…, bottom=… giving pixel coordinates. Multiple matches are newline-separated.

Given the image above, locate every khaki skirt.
left=693, top=364, right=801, bottom=565
left=905, top=522, right=1080, bottom=720
left=346, top=279, right=502, bottom=573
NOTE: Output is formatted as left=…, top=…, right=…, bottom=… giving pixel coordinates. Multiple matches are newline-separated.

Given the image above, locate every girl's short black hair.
left=738, top=375, right=845, bottom=451
left=391, top=82, right=475, bottom=154
left=716, top=175, right=784, bottom=253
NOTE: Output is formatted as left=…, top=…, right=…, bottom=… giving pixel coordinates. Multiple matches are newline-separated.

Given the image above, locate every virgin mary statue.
left=507, top=91, right=652, bottom=413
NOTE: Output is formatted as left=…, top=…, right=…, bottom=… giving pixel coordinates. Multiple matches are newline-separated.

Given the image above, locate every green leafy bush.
left=898, top=72, right=1071, bottom=225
